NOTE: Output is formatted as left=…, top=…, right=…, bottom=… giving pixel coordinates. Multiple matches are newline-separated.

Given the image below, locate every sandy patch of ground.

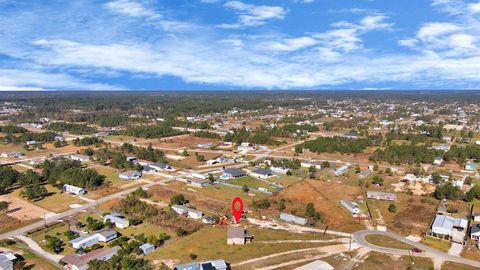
left=166, top=154, right=186, bottom=160
left=0, top=195, right=52, bottom=221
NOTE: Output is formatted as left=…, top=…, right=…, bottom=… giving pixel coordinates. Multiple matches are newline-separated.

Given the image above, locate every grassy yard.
left=421, top=236, right=451, bottom=252
left=148, top=226, right=336, bottom=265
left=364, top=234, right=412, bottom=250
left=0, top=241, right=61, bottom=269
left=354, top=251, right=433, bottom=270
left=10, top=184, right=84, bottom=213
left=228, top=176, right=271, bottom=190
left=29, top=223, right=76, bottom=256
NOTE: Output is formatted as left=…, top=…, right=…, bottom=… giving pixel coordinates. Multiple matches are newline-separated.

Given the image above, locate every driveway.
left=448, top=242, right=463, bottom=256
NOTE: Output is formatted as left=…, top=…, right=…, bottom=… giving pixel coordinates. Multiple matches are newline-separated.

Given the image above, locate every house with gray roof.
left=250, top=168, right=274, bottom=179
left=173, top=260, right=228, bottom=270
left=222, top=168, right=247, bottom=179
left=430, top=214, right=468, bottom=243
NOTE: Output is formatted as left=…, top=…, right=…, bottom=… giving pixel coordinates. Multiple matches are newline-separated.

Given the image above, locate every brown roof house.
left=227, top=226, right=253, bottom=246
left=61, top=246, right=120, bottom=270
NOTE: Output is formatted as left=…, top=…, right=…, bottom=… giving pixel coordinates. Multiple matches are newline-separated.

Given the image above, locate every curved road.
left=353, top=230, right=480, bottom=268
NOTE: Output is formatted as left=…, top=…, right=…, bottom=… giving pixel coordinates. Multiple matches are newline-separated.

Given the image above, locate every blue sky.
left=1, top=0, right=480, bottom=90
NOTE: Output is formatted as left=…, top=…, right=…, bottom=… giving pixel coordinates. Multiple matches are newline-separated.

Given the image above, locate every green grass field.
left=228, top=176, right=271, bottom=190
left=364, top=234, right=412, bottom=250
left=421, top=236, right=451, bottom=253
left=30, top=223, right=76, bottom=256
left=148, top=226, right=337, bottom=265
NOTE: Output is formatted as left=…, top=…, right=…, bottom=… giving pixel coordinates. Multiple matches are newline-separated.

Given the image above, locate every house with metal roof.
left=139, top=243, right=155, bottom=255
left=470, top=224, right=480, bottom=241
left=70, top=229, right=118, bottom=249
left=0, top=252, right=16, bottom=270
left=64, top=184, right=86, bottom=195
left=431, top=214, right=468, bottom=243
left=280, top=213, right=308, bottom=226
left=341, top=200, right=360, bottom=215
left=222, top=168, right=247, bottom=179
left=366, top=191, right=396, bottom=201
left=149, top=162, right=172, bottom=171
left=171, top=205, right=203, bottom=219
left=119, top=170, right=142, bottom=180
left=250, top=168, right=274, bottom=179
left=103, top=213, right=129, bottom=229
left=173, top=260, right=228, bottom=270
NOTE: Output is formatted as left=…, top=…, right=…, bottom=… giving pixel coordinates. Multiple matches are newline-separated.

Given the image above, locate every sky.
left=1, top=0, right=480, bottom=90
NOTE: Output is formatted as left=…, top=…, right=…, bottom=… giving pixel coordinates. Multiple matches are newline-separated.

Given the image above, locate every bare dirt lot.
left=0, top=195, right=53, bottom=221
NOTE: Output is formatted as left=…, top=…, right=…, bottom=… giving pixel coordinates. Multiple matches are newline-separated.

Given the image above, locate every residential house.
left=149, top=162, right=172, bottom=171
left=119, top=170, right=142, bottom=180
left=250, top=168, right=274, bottom=179
left=70, top=229, right=118, bottom=249
left=54, top=136, right=65, bottom=142
left=473, top=213, right=480, bottom=222
left=433, top=156, right=444, bottom=166
left=294, top=260, right=335, bottom=270
left=95, top=132, right=109, bottom=137
left=126, top=156, right=138, bottom=164
left=270, top=166, right=289, bottom=175
left=63, top=184, right=86, bottom=195
left=0, top=151, right=22, bottom=158
left=61, top=246, right=120, bottom=270
left=188, top=178, right=210, bottom=188
left=222, top=168, right=247, bottom=179
left=237, top=142, right=254, bottom=151
left=171, top=205, right=203, bottom=219
left=173, top=260, right=228, bottom=270
left=470, top=224, right=480, bottom=241
left=142, top=165, right=157, bottom=174
left=202, top=216, right=217, bottom=225
left=279, top=213, right=308, bottom=226
left=139, top=243, right=155, bottom=255
left=366, top=191, right=396, bottom=201
left=70, top=154, right=90, bottom=162
left=341, top=200, right=360, bottom=215
left=430, top=214, right=468, bottom=243
left=227, top=226, right=253, bottom=245
left=26, top=140, right=40, bottom=146
left=0, top=252, right=16, bottom=270
left=331, top=165, right=349, bottom=176
left=103, top=213, right=129, bottom=229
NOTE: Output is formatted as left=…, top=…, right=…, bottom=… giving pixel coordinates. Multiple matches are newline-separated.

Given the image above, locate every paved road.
left=353, top=230, right=480, bottom=268
left=0, top=178, right=170, bottom=240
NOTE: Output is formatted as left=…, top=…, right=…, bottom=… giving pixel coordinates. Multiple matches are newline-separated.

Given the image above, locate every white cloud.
left=0, top=69, right=121, bottom=90
left=104, top=0, right=156, bottom=17
left=219, top=1, right=286, bottom=28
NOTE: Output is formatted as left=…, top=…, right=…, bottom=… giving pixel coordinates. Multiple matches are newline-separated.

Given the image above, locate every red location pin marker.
left=232, top=197, right=243, bottom=223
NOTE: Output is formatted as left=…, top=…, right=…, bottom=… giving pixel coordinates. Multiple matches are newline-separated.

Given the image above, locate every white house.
left=0, top=252, right=16, bottom=270
left=139, top=243, right=155, bottom=255
left=171, top=205, right=203, bottom=219
left=271, top=166, right=289, bottom=175
left=70, top=154, right=90, bottom=162
left=280, top=213, right=308, bottom=225
left=103, top=213, right=129, bottom=229
left=63, top=184, right=86, bottom=195
left=250, top=168, right=274, bottom=179
left=237, top=142, right=254, bottom=151
left=431, top=214, right=468, bottom=243
left=341, top=200, right=360, bottom=215
left=70, top=229, right=118, bottom=249
left=119, top=170, right=142, bottom=180
left=149, top=162, right=172, bottom=171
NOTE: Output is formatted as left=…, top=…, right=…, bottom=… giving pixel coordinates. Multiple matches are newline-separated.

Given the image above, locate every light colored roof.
left=62, top=246, right=120, bottom=267
left=140, top=243, right=155, bottom=250
left=227, top=226, right=245, bottom=239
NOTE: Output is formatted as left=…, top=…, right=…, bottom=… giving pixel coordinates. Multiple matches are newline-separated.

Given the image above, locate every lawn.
left=421, top=236, right=451, bottom=252
left=364, top=234, right=412, bottom=250
left=228, top=176, right=271, bottom=190
left=148, top=226, right=335, bottom=265
left=10, top=184, right=84, bottom=213
left=443, top=262, right=480, bottom=270
left=0, top=240, right=61, bottom=269
left=270, top=175, right=303, bottom=187
left=354, top=251, right=433, bottom=270
left=29, top=222, right=76, bottom=256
